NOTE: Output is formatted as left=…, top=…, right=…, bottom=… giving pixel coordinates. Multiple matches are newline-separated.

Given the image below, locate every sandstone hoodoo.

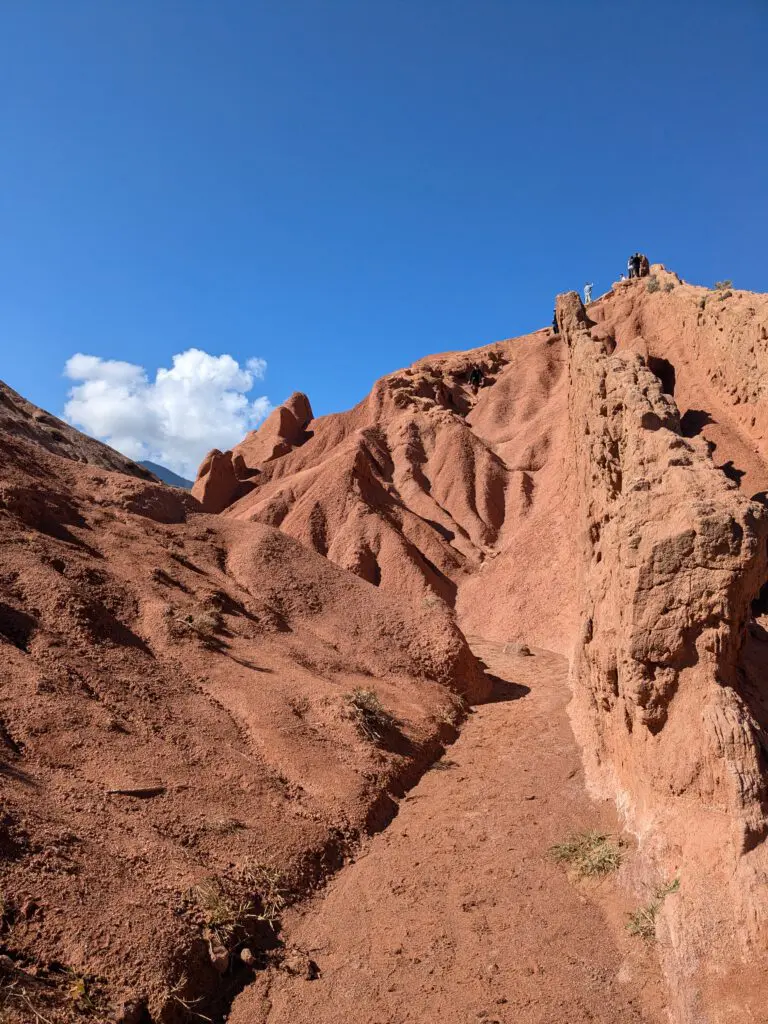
left=3, top=267, right=768, bottom=1023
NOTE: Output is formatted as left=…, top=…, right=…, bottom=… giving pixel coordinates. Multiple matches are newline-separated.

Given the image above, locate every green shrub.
left=713, top=280, right=733, bottom=291
left=646, top=276, right=660, bottom=294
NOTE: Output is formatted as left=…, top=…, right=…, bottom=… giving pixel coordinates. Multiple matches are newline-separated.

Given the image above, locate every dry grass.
left=287, top=695, right=311, bottom=718
left=241, top=861, right=287, bottom=925
left=194, top=877, right=255, bottom=949
left=344, top=688, right=399, bottom=743
left=433, top=692, right=467, bottom=728
left=194, top=861, right=288, bottom=951
left=550, top=830, right=623, bottom=877
left=627, top=878, right=680, bottom=942
left=167, top=607, right=225, bottom=647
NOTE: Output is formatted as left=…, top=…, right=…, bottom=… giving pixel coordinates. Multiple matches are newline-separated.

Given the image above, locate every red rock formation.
left=191, top=447, right=242, bottom=512
left=234, top=390, right=313, bottom=466
left=0, top=387, right=487, bottom=1022
left=560, top=286, right=768, bottom=1022
left=199, top=341, right=576, bottom=648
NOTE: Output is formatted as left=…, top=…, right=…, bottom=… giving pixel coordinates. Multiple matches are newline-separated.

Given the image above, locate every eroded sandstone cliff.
left=559, top=281, right=768, bottom=1022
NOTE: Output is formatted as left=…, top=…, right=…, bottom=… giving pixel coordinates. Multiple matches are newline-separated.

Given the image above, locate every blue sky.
left=2, top=1, right=767, bottom=474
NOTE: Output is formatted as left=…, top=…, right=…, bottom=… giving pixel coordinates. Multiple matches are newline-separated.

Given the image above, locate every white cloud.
left=63, top=348, right=272, bottom=478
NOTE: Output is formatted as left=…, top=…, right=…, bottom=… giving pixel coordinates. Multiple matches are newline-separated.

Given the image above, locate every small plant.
left=169, top=607, right=225, bottom=646
left=344, top=688, right=399, bottom=743
left=68, top=974, right=97, bottom=1014
left=663, top=281, right=675, bottom=293
left=242, top=861, right=287, bottom=925
left=287, top=695, right=311, bottom=718
left=626, top=902, right=657, bottom=941
left=195, top=877, right=255, bottom=950
left=190, top=610, right=223, bottom=637
left=626, top=877, right=679, bottom=942
left=194, top=862, right=288, bottom=953
left=550, top=830, right=623, bottom=877
left=167, top=972, right=212, bottom=1022
left=646, top=276, right=660, bottom=294
left=719, top=290, right=733, bottom=300
left=713, top=279, right=733, bottom=291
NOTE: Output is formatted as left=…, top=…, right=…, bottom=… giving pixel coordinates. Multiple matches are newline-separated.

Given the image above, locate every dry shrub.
left=344, top=688, right=399, bottom=743
left=550, top=830, right=623, bottom=877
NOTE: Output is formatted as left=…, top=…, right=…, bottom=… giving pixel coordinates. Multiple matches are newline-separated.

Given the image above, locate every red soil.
left=230, top=641, right=667, bottom=1024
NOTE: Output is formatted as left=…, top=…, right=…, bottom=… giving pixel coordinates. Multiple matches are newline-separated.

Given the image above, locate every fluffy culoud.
left=63, top=349, right=271, bottom=478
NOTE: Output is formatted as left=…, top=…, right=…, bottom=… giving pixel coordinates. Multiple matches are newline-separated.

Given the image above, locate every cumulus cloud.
left=64, top=349, right=272, bottom=478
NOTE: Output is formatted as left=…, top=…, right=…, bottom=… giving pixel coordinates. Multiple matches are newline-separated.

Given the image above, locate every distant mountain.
left=139, top=460, right=193, bottom=489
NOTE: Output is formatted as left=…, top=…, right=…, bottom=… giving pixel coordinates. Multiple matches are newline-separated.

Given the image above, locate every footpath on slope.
left=230, top=641, right=666, bottom=1024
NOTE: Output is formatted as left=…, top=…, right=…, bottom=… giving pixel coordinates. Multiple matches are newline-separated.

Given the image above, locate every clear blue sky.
left=2, top=0, right=767, bottom=467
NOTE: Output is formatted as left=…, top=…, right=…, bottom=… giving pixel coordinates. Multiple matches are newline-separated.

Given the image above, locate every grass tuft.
left=241, top=861, right=286, bottom=925
left=195, top=877, right=254, bottom=949
left=550, top=830, right=623, bottom=877
left=626, top=877, right=680, bottom=942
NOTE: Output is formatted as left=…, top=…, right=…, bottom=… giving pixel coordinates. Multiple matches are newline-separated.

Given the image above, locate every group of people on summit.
left=583, top=254, right=650, bottom=305
left=625, top=252, right=650, bottom=279
left=549, top=252, right=652, bottom=333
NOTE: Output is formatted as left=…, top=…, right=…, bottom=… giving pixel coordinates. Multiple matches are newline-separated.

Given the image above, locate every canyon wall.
left=559, top=287, right=768, bottom=1021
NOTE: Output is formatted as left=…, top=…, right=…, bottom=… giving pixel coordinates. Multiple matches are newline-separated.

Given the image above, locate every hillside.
left=3, top=266, right=768, bottom=1023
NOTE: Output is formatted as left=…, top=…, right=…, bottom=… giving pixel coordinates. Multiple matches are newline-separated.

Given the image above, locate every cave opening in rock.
left=647, top=356, right=676, bottom=396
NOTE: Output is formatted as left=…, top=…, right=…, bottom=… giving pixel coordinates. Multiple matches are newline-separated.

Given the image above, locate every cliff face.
left=559, top=284, right=768, bottom=1021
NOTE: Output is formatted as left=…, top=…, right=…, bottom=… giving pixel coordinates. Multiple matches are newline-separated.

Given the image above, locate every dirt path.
left=229, top=641, right=666, bottom=1024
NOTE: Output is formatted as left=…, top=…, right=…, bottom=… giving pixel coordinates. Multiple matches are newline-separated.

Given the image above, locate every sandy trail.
left=230, top=641, right=665, bottom=1024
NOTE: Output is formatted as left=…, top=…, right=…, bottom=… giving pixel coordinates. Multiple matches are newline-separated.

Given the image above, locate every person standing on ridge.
left=632, top=253, right=642, bottom=278
left=584, top=282, right=593, bottom=304
left=468, top=365, right=483, bottom=395
left=627, top=255, right=635, bottom=279
left=639, top=253, right=650, bottom=277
